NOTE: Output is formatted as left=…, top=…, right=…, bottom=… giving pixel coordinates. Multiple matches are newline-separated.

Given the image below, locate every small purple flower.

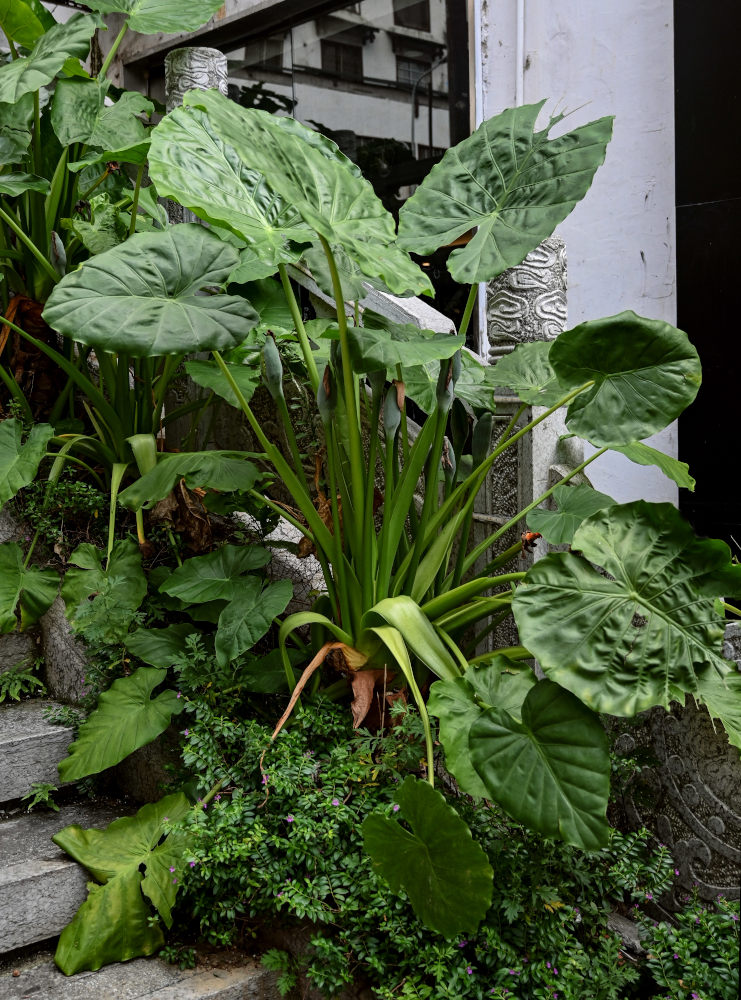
left=553, top=968, right=558, bottom=976
left=286, top=814, right=295, bottom=823
left=392, top=804, right=400, bottom=812
left=176, top=691, right=182, bottom=699
left=172, top=877, right=177, bottom=884
left=262, top=774, right=268, bottom=785
left=331, top=798, right=340, bottom=806
left=673, top=953, right=679, bottom=960
left=169, top=866, right=175, bottom=873
left=466, top=967, right=473, bottom=975
left=674, top=868, right=680, bottom=875
left=732, top=914, right=739, bottom=922
left=183, top=729, right=189, bottom=737
left=163, top=817, right=169, bottom=822
left=189, top=861, right=196, bottom=868
left=277, top=892, right=283, bottom=898
left=458, top=940, right=468, bottom=948
left=546, top=962, right=551, bottom=969
left=645, top=893, right=653, bottom=900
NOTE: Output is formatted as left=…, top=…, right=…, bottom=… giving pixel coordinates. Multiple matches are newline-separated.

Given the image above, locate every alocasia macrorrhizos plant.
left=4, top=49, right=739, bottom=968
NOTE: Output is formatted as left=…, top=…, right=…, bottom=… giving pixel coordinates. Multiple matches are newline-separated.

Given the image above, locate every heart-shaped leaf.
left=159, top=544, right=271, bottom=605
left=469, top=679, right=610, bottom=849
left=611, top=441, right=695, bottom=491
left=550, top=312, right=702, bottom=446
left=361, top=776, right=493, bottom=936
left=125, top=622, right=204, bottom=667
left=0, top=13, right=99, bottom=104
left=79, top=0, right=223, bottom=33
left=181, top=90, right=432, bottom=297
left=398, top=102, right=613, bottom=283
left=58, top=667, right=183, bottom=781
left=43, top=225, right=258, bottom=356
left=0, top=171, right=49, bottom=196
left=61, top=539, right=146, bottom=642
left=339, top=322, right=464, bottom=373
left=513, top=501, right=741, bottom=716
left=0, top=541, right=58, bottom=633
left=0, top=418, right=54, bottom=505
left=527, top=483, right=615, bottom=545
left=0, top=0, right=56, bottom=48
left=149, top=106, right=312, bottom=265
left=53, top=792, right=191, bottom=974
left=487, top=341, right=564, bottom=406
left=51, top=78, right=152, bottom=149
left=428, top=656, right=536, bottom=798
left=118, top=453, right=262, bottom=510
left=184, top=358, right=261, bottom=410
left=215, top=578, right=293, bottom=667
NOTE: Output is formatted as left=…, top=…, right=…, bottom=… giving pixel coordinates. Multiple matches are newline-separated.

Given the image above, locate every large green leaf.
left=550, top=312, right=702, bottom=446
left=401, top=350, right=499, bottom=415
left=0, top=418, right=54, bottom=505
left=469, top=679, right=610, bottom=849
left=62, top=193, right=128, bottom=255
left=42, top=225, right=258, bottom=357
left=361, top=776, right=493, bottom=936
left=527, top=483, right=615, bottom=545
left=611, top=441, right=696, bottom=491
left=0, top=541, right=58, bottom=633
left=80, top=0, right=223, bottom=33
left=61, top=539, right=146, bottom=642
left=0, top=171, right=49, bottom=196
left=58, top=667, right=183, bottom=781
left=182, top=90, right=432, bottom=297
left=149, top=106, right=312, bottom=264
left=0, top=94, right=33, bottom=165
left=487, top=341, right=564, bottom=406
left=513, top=501, right=741, bottom=716
left=125, top=622, right=202, bottom=667
left=361, top=597, right=460, bottom=682
left=398, top=102, right=613, bottom=284
left=0, top=0, right=56, bottom=48
left=53, top=793, right=191, bottom=974
left=0, top=13, right=98, bottom=104
left=338, top=322, right=464, bottom=374
left=51, top=78, right=152, bottom=149
left=214, top=578, right=292, bottom=667
left=428, top=656, right=536, bottom=799
left=118, top=451, right=262, bottom=510
left=159, top=544, right=271, bottom=604
left=184, top=357, right=261, bottom=410
left=695, top=668, right=741, bottom=752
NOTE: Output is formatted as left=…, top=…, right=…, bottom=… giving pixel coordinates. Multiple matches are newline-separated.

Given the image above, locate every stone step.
left=0, top=800, right=127, bottom=954
left=0, top=701, right=74, bottom=804
left=0, top=948, right=281, bottom=999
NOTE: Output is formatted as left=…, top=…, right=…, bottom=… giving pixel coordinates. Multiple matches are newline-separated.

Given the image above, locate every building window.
left=321, top=39, right=363, bottom=81
left=241, top=35, right=284, bottom=71
left=396, top=55, right=429, bottom=88
left=392, top=0, right=431, bottom=32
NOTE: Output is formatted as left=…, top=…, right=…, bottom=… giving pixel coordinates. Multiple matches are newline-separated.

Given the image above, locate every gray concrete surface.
left=0, top=702, right=74, bottom=803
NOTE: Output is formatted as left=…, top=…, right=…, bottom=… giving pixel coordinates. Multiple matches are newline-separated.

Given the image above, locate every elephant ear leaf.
left=61, top=539, right=147, bottom=643
left=469, top=679, right=610, bottom=850
left=53, top=792, right=191, bottom=974
left=118, top=452, right=263, bottom=510
left=513, top=501, right=741, bottom=718
left=0, top=419, right=54, bottom=505
left=58, top=667, right=183, bottom=782
left=398, top=102, right=613, bottom=283
left=487, top=341, right=564, bottom=406
left=0, top=542, right=58, bottom=633
left=361, top=776, right=493, bottom=936
left=0, top=13, right=99, bottom=104
left=79, top=0, right=224, bottom=34
left=42, top=225, right=259, bottom=357
left=550, top=311, right=702, bottom=446
left=527, top=483, right=615, bottom=546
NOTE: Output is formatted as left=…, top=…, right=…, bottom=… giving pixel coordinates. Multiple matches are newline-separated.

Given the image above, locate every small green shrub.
left=0, top=663, right=46, bottom=702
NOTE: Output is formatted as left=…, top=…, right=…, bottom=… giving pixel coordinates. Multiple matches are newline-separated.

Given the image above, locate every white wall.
left=479, top=0, right=679, bottom=504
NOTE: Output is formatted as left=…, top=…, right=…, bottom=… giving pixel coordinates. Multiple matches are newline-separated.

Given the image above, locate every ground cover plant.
left=1, top=1, right=740, bottom=990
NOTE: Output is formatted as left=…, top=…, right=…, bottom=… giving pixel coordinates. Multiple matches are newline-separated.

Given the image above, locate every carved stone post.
left=474, top=236, right=576, bottom=647
left=164, top=47, right=228, bottom=225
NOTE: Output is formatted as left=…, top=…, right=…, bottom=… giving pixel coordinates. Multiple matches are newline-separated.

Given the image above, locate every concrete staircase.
left=0, top=697, right=281, bottom=998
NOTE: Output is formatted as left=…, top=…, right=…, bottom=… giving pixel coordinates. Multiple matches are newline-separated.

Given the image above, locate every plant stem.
left=461, top=447, right=608, bottom=574
left=98, top=21, right=129, bottom=81
left=79, top=168, right=110, bottom=201
left=458, top=283, right=479, bottom=341
left=278, top=264, right=319, bottom=391
left=128, top=163, right=145, bottom=237
left=0, top=204, right=59, bottom=285
left=721, top=601, right=741, bottom=618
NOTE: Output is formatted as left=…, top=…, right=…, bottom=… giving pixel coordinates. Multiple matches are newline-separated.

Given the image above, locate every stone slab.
left=0, top=950, right=281, bottom=999
left=0, top=702, right=74, bottom=803
left=0, top=802, right=127, bottom=953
